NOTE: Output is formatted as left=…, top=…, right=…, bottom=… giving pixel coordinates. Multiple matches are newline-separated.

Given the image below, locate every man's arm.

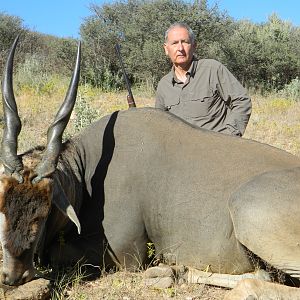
left=216, top=64, right=252, bottom=136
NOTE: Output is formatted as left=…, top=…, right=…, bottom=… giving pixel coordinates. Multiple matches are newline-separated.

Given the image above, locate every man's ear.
left=192, top=41, right=197, bottom=51
left=163, top=43, right=169, bottom=56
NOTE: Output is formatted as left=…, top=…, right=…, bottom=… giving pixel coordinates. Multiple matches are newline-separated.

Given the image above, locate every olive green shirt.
left=156, top=58, right=252, bottom=136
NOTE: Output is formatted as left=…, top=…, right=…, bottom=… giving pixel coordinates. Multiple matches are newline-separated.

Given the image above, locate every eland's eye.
left=30, top=218, right=41, bottom=234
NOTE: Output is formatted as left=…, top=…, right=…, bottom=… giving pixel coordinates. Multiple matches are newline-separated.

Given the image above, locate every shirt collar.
left=188, top=57, right=198, bottom=78
left=170, top=56, right=198, bottom=85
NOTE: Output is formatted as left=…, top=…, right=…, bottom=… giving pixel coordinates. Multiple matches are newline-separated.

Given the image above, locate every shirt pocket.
left=181, top=88, right=215, bottom=118
left=164, top=96, right=180, bottom=110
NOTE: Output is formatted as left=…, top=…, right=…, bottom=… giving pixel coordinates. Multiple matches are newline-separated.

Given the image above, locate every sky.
left=0, top=0, right=300, bottom=38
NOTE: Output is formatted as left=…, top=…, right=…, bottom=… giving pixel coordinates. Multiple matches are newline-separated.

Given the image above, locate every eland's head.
left=0, top=36, right=81, bottom=285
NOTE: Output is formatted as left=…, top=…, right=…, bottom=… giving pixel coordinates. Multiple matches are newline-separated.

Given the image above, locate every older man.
left=156, top=22, right=252, bottom=136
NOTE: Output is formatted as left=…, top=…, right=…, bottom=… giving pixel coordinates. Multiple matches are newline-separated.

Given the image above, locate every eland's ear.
left=52, top=177, right=81, bottom=234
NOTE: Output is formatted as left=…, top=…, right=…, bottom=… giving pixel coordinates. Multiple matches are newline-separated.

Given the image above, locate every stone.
left=0, top=278, right=51, bottom=300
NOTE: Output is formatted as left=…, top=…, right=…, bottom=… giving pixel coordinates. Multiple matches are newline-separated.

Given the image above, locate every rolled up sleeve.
left=216, top=64, right=252, bottom=136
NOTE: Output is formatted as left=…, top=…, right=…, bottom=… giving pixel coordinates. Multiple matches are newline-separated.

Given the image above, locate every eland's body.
left=68, top=107, right=300, bottom=274
left=1, top=38, right=300, bottom=299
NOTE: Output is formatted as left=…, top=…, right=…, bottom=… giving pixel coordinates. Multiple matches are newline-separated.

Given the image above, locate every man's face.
left=164, top=26, right=196, bottom=69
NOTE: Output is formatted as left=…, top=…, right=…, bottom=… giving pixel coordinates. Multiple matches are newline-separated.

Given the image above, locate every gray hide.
left=45, top=107, right=300, bottom=280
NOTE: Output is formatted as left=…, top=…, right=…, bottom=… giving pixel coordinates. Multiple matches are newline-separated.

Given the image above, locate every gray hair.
left=164, top=22, right=195, bottom=44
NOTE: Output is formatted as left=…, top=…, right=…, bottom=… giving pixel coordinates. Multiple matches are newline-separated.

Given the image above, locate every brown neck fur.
left=0, top=168, right=52, bottom=256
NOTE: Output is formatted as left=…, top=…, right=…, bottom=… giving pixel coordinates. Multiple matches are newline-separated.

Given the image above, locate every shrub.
left=15, top=54, right=64, bottom=95
left=279, top=77, right=300, bottom=101
left=73, top=90, right=99, bottom=132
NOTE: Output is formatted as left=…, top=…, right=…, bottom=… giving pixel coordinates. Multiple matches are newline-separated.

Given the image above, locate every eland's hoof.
left=144, top=264, right=175, bottom=288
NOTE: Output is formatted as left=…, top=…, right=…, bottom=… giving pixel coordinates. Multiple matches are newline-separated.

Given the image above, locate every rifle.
left=115, top=44, right=136, bottom=108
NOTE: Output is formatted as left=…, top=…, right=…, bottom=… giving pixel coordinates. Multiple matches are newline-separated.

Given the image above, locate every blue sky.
left=0, top=0, right=299, bottom=38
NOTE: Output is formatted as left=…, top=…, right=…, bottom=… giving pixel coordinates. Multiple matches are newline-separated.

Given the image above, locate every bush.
left=73, top=90, right=99, bottom=132
left=279, top=77, right=300, bottom=101
left=15, top=54, right=64, bottom=95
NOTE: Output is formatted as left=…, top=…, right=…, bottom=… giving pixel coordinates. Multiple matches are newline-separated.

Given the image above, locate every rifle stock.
left=115, top=44, right=136, bottom=108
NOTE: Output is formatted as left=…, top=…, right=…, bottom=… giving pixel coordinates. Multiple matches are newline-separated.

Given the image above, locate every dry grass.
left=1, top=87, right=154, bottom=152
left=244, top=95, right=300, bottom=156
left=54, top=268, right=227, bottom=300
left=1, top=88, right=300, bottom=299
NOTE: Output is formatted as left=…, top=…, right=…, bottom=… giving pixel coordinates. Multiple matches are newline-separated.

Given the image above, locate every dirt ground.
left=61, top=269, right=228, bottom=300
left=0, top=245, right=228, bottom=299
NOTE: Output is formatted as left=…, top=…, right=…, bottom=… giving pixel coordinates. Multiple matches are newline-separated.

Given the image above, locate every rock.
left=144, top=264, right=174, bottom=278
left=144, top=276, right=174, bottom=289
left=0, top=278, right=51, bottom=300
left=144, top=264, right=175, bottom=288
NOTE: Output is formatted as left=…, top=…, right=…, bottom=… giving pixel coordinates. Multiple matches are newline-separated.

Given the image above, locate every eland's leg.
left=229, top=170, right=300, bottom=282
left=185, top=267, right=270, bottom=288
left=102, top=195, right=149, bottom=270
left=144, top=264, right=270, bottom=289
left=224, top=279, right=300, bottom=300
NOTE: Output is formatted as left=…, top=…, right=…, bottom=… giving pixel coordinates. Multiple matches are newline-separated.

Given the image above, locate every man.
left=156, top=22, right=252, bottom=136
